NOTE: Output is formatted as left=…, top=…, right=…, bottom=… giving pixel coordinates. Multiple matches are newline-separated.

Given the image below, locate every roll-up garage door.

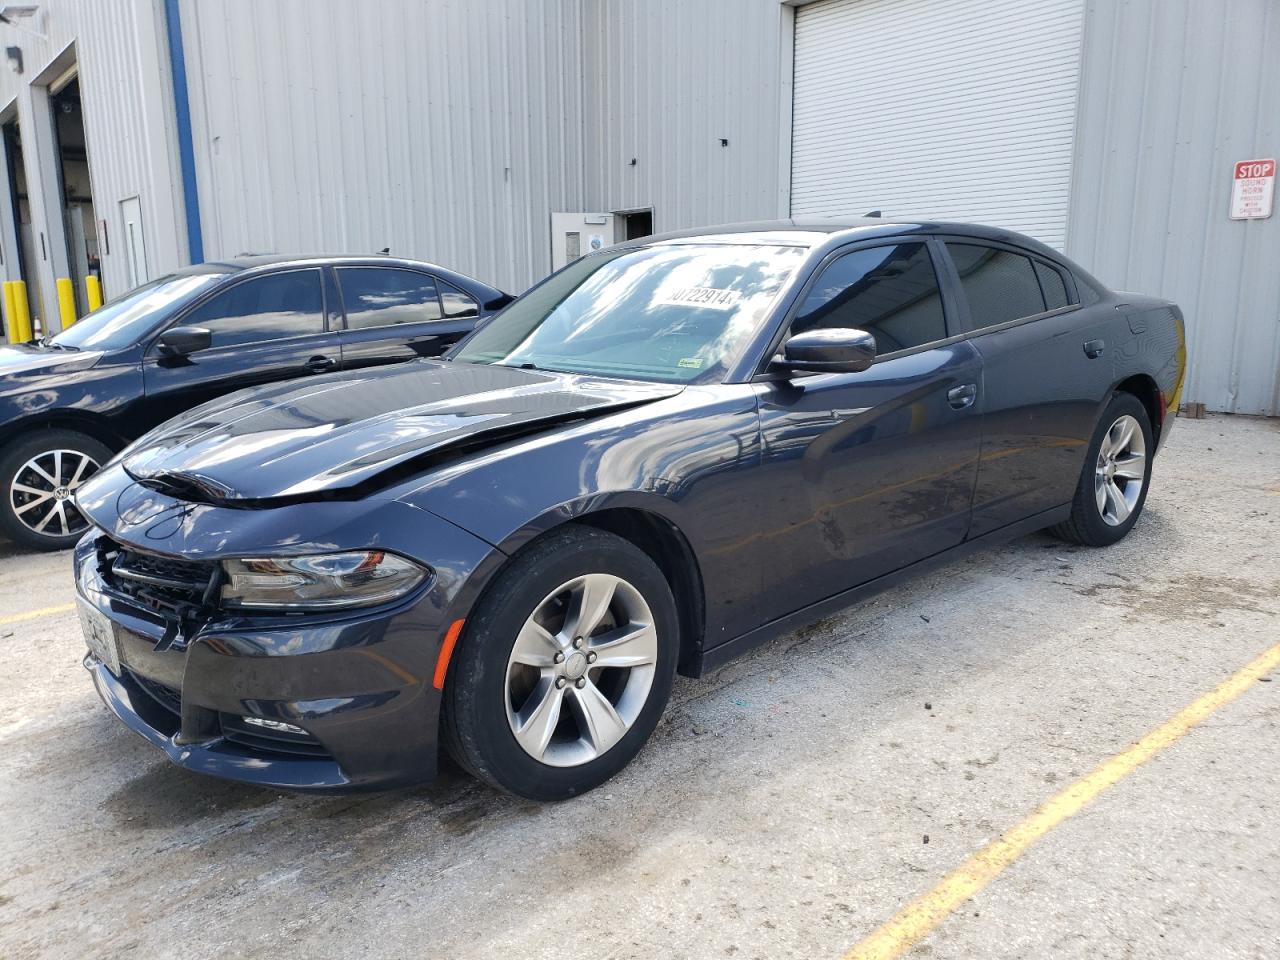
left=791, top=0, right=1085, bottom=249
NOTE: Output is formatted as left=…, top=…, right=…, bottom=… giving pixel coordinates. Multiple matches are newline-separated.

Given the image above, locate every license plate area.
left=78, top=598, right=122, bottom=677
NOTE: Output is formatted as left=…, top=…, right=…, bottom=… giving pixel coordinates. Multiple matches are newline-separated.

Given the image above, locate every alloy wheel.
left=504, top=572, right=658, bottom=767
left=1094, top=414, right=1146, bottom=526
left=8, top=448, right=100, bottom=539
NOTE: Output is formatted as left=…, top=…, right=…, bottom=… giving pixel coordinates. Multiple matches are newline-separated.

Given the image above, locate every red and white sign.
left=1229, top=158, right=1275, bottom=220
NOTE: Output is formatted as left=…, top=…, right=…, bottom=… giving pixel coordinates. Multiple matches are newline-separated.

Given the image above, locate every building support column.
left=0, top=120, right=22, bottom=288
left=16, top=83, right=71, bottom=334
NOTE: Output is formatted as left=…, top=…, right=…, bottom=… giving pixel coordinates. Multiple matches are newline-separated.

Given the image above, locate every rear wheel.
left=1050, top=393, right=1153, bottom=547
left=0, top=430, right=111, bottom=551
left=442, top=526, right=678, bottom=800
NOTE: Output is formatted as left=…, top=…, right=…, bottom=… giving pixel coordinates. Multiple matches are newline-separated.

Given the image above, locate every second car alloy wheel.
left=505, top=572, right=658, bottom=767
left=9, top=448, right=100, bottom=539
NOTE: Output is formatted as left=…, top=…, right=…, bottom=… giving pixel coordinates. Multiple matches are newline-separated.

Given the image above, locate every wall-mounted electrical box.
left=550, top=212, right=615, bottom=271
left=549, top=209, right=653, bottom=272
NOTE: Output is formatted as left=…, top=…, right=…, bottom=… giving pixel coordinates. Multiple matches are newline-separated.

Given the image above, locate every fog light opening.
left=241, top=716, right=308, bottom=736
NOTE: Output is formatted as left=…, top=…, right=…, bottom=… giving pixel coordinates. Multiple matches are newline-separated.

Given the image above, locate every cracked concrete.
left=1, top=413, right=1278, bottom=959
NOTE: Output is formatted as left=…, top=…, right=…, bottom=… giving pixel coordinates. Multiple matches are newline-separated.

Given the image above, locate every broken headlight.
left=220, top=551, right=429, bottom=611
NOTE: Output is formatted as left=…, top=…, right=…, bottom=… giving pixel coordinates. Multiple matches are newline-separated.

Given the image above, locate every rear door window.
left=337, top=267, right=444, bottom=329
left=178, top=269, right=325, bottom=349
left=791, top=241, right=948, bottom=354
left=438, top=281, right=479, bottom=319
left=945, top=243, right=1047, bottom=329
left=1034, top=260, right=1071, bottom=310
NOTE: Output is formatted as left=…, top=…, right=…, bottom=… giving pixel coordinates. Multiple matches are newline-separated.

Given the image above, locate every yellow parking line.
left=845, top=639, right=1280, bottom=960
left=0, top=602, right=77, bottom=627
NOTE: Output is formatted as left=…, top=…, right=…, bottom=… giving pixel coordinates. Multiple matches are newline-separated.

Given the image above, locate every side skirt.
left=691, top=503, right=1071, bottom=677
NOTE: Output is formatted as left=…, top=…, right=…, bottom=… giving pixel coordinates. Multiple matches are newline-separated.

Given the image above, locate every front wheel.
left=1050, top=393, right=1153, bottom=547
left=442, top=526, right=678, bottom=800
left=0, top=430, right=112, bottom=551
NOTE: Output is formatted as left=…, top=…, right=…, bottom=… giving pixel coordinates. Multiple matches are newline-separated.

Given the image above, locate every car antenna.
left=378, top=247, right=390, bottom=255
left=864, top=210, right=882, bottom=218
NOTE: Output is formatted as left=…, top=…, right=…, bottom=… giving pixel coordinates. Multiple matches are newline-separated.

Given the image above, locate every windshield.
left=451, top=243, right=805, bottom=384
left=49, top=274, right=226, bottom=351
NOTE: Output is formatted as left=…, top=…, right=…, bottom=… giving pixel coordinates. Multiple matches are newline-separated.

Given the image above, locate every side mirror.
left=775, top=328, right=876, bottom=374
left=156, top=326, right=212, bottom=357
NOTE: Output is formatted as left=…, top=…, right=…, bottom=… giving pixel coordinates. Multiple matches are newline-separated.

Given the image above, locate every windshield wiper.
left=39, top=338, right=79, bottom=351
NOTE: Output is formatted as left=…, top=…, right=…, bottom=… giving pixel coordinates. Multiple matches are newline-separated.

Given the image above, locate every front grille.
left=128, top=669, right=182, bottom=716
left=219, top=714, right=331, bottom=759
left=96, top=536, right=221, bottom=624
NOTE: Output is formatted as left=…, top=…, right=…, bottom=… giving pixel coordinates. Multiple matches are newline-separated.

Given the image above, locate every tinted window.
left=947, top=243, right=1046, bottom=328
left=1034, top=260, right=1070, bottom=310
left=50, top=274, right=225, bottom=351
left=338, top=268, right=442, bottom=329
left=439, top=281, right=479, bottom=319
left=792, top=242, right=947, bottom=354
left=181, top=270, right=324, bottom=348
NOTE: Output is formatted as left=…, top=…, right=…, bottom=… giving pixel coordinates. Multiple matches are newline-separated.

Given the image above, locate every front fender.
left=393, top=385, right=766, bottom=642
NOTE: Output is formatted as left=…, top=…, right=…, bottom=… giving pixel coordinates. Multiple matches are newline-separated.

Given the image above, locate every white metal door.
left=120, top=196, right=149, bottom=290
left=791, top=0, right=1086, bottom=250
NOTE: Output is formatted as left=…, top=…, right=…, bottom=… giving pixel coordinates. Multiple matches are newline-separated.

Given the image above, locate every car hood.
left=120, top=360, right=683, bottom=502
left=0, top=344, right=100, bottom=380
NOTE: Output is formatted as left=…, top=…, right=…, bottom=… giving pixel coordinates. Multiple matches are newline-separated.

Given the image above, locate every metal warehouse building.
left=0, top=0, right=1276, bottom=414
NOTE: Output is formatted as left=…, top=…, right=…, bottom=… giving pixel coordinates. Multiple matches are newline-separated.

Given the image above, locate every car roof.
left=620, top=217, right=1067, bottom=262
left=168, top=254, right=510, bottom=298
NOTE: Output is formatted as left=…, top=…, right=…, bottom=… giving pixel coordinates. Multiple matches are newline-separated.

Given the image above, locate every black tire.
left=0, top=429, right=113, bottom=551
left=1050, top=392, right=1153, bottom=547
left=442, top=525, right=679, bottom=801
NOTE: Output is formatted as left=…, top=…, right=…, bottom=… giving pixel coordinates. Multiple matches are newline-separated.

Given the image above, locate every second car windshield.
left=451, top=243, right=805, bottom=384
left=49, top=273, right=226, bottom=351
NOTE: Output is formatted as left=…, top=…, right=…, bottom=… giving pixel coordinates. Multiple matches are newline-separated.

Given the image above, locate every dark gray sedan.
left=73, top=218, right=1186, bottom=799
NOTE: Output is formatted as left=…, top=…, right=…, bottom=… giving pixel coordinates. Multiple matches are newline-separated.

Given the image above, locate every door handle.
left=1083, top=338, right=1105, bottom=359
left=306, top=354, right=338, bottom=373
left=947, top=383, right=977, bottom=409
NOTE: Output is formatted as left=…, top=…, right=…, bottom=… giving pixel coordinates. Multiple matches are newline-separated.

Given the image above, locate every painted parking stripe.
left=844, top=639, right=1280, bottom=960
left=0, top=602, right=76, bottom=627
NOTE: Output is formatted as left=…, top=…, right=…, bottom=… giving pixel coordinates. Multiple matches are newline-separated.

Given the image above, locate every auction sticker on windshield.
left=78, top=599, right=122, bottom=676
left=656, top=287, right=743, bottom=310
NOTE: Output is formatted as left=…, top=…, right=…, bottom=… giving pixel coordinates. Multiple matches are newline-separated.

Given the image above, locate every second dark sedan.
left=0, top=255, right=510, bottom=549
left=74, top=218, right=1185, bottom=800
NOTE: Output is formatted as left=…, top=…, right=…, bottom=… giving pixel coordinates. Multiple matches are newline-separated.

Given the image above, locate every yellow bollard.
left=57, top=277, right=77, bottom=327
left=85, top=275, right=103, bottom=312
left=2, top=282, right=15, bottom=342
left=13, top=280, right=32, bottom=342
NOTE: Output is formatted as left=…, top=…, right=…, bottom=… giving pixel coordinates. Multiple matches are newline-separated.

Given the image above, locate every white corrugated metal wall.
left=1065, top=0, right=1280, bottom=416
left=0, top=0, right=186, bottom=328
left=579, top=0, right=793, bottom=231
left=3, top=0, right=1271, bottom=412
left=179, top=0, right=585, bottom=294
left=790, top=0, right=1087, bottom=250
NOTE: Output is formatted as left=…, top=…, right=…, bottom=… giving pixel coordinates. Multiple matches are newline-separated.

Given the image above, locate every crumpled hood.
left=118, top=360, right=682, bottom=502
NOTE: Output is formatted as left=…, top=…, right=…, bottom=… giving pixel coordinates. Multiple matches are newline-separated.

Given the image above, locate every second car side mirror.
left=156, top=326, right=213, bottom=357
left=775, top=327, right=877, bottom=374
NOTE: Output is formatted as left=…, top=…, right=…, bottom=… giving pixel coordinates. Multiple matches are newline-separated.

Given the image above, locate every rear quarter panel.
left=1109, top=296, right=1187, bottom=443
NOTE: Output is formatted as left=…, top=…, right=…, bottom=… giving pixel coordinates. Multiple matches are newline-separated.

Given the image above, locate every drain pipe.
left=163, top=0, right=204, bottom=263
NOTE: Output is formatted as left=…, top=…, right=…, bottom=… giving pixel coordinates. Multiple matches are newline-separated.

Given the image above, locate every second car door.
left=752, top=238, right=984, bottom=619
left=140, top=268, right=336, bottom=433
left=335, top=266, right=480, bottom=370
left=939, top=240, right=1114, bottom=537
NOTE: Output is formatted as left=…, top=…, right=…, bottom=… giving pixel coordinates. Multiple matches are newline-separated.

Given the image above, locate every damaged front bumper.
left=72, top=467, right=501, bottom=791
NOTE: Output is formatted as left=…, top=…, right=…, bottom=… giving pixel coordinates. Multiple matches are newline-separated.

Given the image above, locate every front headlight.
left=220, top=551, right=429, bottom=611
